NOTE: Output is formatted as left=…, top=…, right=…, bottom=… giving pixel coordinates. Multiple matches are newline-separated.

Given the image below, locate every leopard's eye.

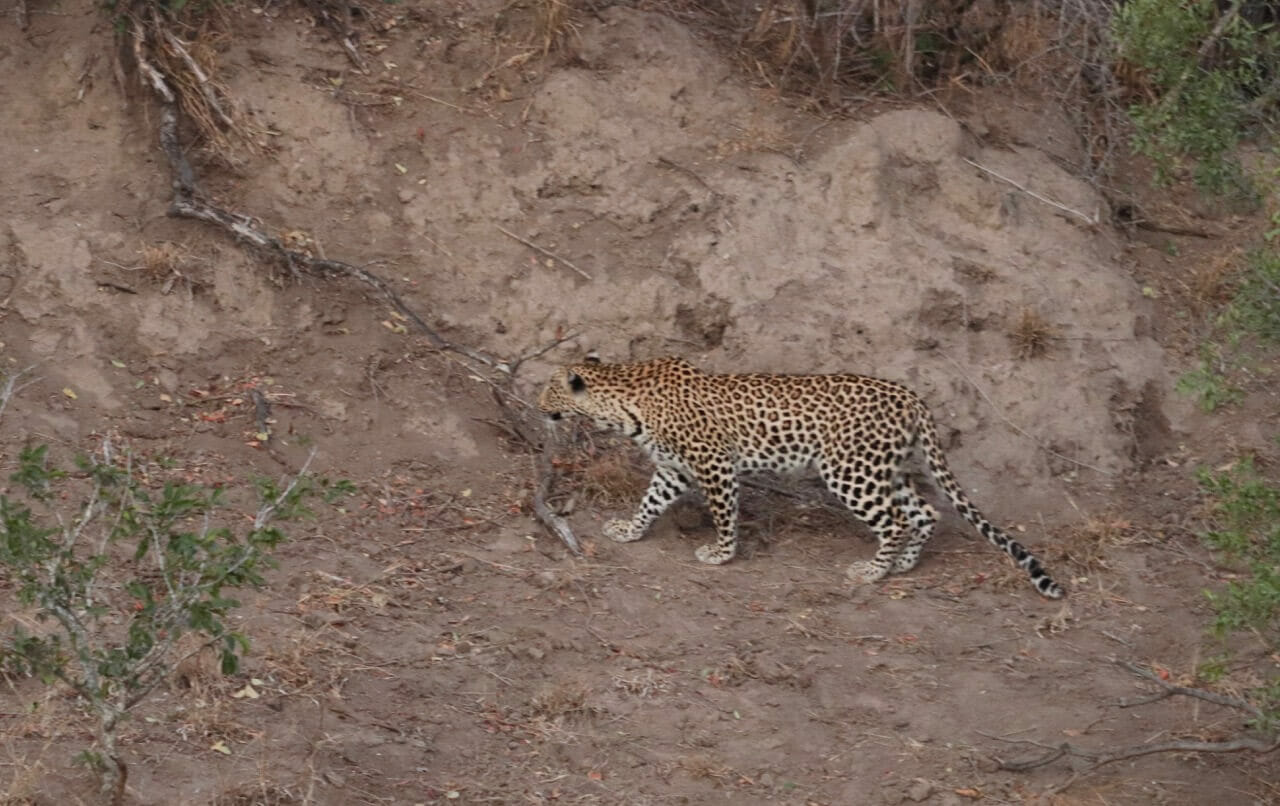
left=568, top=372, right=586, bottom=393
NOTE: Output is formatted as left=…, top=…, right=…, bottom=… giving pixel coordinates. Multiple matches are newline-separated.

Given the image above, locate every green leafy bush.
left=0, top=439, right=346, bottom=801
left=1113, top=0, right=1279, bottom=196
left=1224, top=246, right=1280, bottom=344
left=1197, top=458, right=1280, bottom=723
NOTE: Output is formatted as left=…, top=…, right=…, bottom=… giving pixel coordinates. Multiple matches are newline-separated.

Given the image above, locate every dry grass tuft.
left=258, top=629, right=345, bottom=695
left=677, top=753, right=733, bottom=780
left=141, top=241, right=186, bottom=281
left=657, top=0, right=1129, bottom=180
left=612, top=668, right=671, bottom=698
left=1, top=739, right=52, bottom=806
left=1008, top=307, right=1054, bottom=359
left=145, top=10, right=253, bottom=163
left=1060, top=515, right=1141, bottom=574
left=529, top=681, right=597, bottom=721
left=1181, top=247, right=1243, bottom=316
left=173, top=689, right=258, bottom=746
left=580, top=450, right=647, bottom=507
left=533, top=0, right=580, bottom=55
left=171, top=636, right=222, bottom=694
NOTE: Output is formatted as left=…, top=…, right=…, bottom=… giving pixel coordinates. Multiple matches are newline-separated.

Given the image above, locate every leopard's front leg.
left=692, top=456, right=740, bottom=565
left=604, top=462, right=691, bottom=543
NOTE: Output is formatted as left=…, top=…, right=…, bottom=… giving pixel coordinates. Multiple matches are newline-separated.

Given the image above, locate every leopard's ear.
left=568, top=372, right=587, bottom=393
left=583, top=351, right=601, bottom=365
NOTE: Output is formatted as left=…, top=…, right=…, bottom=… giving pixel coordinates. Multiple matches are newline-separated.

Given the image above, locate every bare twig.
left=497, top=225, right=593, bottom=281
left=509, top=331, right=580, bottom=378
left=987, top=654, right=1280, bottom=788
left=1114, top=658, right=1266, bottom=721
left=938, top=352, right=1115, bottom=476
left=402, top=88, right=478, bottom=115
left=996, top=734, right=1280, bottom=773
left=131, top=17, right=175, bottom=104
left=0, top=366, right=39, bottom=423
left=961, top=157, right=1099, bottom=227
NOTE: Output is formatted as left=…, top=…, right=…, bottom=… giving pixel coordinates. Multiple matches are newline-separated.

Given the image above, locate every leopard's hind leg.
left=890, top=473, right=937, bottom=573
left=817, top=453, right=910, bottom=584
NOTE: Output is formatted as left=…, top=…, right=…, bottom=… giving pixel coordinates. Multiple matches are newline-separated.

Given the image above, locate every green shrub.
left=1197, top=458, right=1280, bottom=723
left=0, top=440, right=347, bottom=801
left=1113, top=0, right=1279, bottom=196
left=1224, top=246, right=1280, bottom=344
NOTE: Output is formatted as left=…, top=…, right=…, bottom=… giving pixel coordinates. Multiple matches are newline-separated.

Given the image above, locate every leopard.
left=538, top=355, right=1065, bottom=599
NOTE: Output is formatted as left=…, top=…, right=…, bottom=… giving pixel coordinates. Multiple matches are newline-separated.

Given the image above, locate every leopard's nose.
left=548, top=411, right=562, bottom=421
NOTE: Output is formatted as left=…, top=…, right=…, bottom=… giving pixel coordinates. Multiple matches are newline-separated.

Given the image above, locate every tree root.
left=127, top=36, right=583, bottom=557
left=985, top=656, right=1279, bottom=794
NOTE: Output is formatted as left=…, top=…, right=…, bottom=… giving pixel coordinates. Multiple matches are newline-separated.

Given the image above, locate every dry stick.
left=496, top=225, right=593, bottom=281
left=986, top=654, right=1280, bottom=786
left=533, top=422, right=583, bottom=557
left=938, top=353, right=1115, bottom=476
left=1114, top=658, right=1266, bottom=721
left=995, top=733, right=1280, bottom=774
left=0, top=366, right=39, bottom=423
left=961, top=157, right=1098, bottom=227
left=402, top=89, right=476, bottom=115
left=132, top=17, right=175, bottom=104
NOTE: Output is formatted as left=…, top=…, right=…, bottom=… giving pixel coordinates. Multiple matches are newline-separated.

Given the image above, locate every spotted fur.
left=539, top=356, right=1064, bottom=599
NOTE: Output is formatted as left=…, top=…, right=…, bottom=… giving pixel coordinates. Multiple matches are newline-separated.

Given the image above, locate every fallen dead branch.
left=534, top=423, right=583, bottom=557
left=125, top=33, right=583, bottom=557
left=986, top=656, right=1280, bottom=794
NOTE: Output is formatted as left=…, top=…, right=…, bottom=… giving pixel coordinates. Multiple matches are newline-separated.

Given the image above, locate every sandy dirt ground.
left=1, top=1, right=1278, bottom=804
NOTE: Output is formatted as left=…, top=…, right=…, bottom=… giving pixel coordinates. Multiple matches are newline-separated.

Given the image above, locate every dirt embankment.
left=0, top=2, right=1271, bottom=804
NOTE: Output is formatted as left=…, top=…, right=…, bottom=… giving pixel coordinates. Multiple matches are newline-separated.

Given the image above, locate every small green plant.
left=1112, top=0, right=1279, bottom=197
left=1223, top=247, right=1280, bottom=344
left=1196, top=458, right=1280, bottom=726
left=1198, top=458, right=1280, bottom=634
left=1176, top=352, right=1242, bottom=411
left=0, top=440, right=338, bottom=802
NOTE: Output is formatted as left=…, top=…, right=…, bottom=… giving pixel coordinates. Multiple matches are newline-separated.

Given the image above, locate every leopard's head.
left=538, top=355, right=633, bottom=431
left=538, top=355, right=696, bottom=436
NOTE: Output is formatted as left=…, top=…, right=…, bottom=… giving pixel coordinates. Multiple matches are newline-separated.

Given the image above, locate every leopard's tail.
left=915, top=400, right=1065, bottom=599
